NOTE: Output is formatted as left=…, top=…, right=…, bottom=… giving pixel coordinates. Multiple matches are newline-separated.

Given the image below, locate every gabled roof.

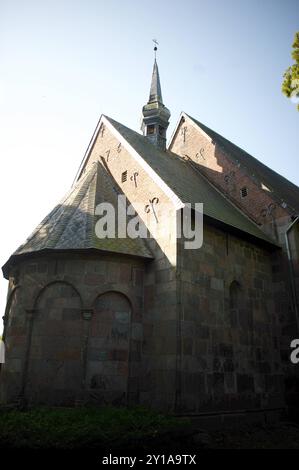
left=186, top=113, right=299, bottom=213
left=4, top=113, right=279, bottom=280
left=2, top=161, right=152, bottom=277
left=105, top=116, right=278, bottom=247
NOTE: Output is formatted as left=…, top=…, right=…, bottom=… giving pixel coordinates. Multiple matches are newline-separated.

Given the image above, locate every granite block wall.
left=0, top=252, right=146, bottom=406
left=176, top=220, right=286, bottom=414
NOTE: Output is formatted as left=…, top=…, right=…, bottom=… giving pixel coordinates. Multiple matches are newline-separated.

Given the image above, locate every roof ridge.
left=188, top=114, right=299, bottom=188
left=18, top=181, right=79, bottom=250
left=2, top=160, right=153, bottom=277
left=155, top=147, right=276, bottom=243
left=107, top=116, right=279, bottom=246
left=42, top=164, right=98, bottom=249
left=186, top=113, right=299, bottom=213
left=14, top=164, right=98, bottom=254
left=89, top=159, right=153, bottom=257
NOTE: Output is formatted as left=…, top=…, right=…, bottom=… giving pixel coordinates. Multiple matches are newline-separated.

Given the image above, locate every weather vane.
left=152, top=39, right=159, bottom=58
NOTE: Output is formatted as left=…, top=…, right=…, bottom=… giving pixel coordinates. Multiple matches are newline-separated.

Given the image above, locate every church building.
left=1, top=52, right=299, bottom=423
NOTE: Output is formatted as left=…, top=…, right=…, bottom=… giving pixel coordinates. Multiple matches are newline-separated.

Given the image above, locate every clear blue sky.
left=0, top=0, right=298, bottom=330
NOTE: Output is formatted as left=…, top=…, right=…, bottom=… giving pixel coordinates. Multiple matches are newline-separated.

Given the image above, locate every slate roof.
left=187, top=114, right=299, bottom=213
left=3, top=113, right=281, bottom=278
left=106, top=116, right=277, bottom=247
left=3, top=161, right=152, bottom=277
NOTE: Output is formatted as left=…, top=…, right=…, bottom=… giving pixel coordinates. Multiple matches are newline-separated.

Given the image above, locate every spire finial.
left=153, top=38, right=158, bottom=59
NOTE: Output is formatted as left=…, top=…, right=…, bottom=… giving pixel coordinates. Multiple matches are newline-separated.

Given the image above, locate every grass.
left=0, top=406, right=190, bottom=450
left=0, top=406, right=299, bottom=450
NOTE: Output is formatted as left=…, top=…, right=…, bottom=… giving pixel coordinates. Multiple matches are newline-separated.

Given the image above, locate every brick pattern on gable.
left=81, top=122, right=178, bottom=266
left=170, top=118, right=290, bottom=242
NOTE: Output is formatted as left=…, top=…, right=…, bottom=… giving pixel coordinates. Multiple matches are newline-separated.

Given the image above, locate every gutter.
left=285, top=216, right=299, bottom=331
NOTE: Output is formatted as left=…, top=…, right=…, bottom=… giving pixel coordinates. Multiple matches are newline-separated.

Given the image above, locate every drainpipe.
left=174, top=210, right=183, bottom=412
left=285, top=216, right=299, bottom=332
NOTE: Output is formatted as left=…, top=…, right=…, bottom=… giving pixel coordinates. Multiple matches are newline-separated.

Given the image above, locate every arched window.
left=86, top=291, right=132, bottom=405
left=27, top=281, right=83, bottom=405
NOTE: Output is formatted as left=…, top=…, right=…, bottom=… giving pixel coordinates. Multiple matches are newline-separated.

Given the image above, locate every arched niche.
left=26, top=281, right=83, bottom=405
left=0, top=286, right=22, bottom=404
left=86, top=291, right=132, bottom=406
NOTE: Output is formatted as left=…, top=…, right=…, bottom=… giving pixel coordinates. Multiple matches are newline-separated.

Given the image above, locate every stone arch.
left=25, top=281, right=83, bottom=405
left=85, top=291, right=132, bottom=406
left=2, top=285, right=21, bottom=341
left=0, top=285, right=22, bottom=402
left=32, top=279, right=83, bottom=310
left=91, top=289, right=133, bottom=312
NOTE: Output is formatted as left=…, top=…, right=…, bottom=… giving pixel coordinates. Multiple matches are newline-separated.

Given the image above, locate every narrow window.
left=147, top=125, right=155, bottom=135
left=158, top=125, right=164, bottom=136
left=240, top=186, right=248, bottom=198
left=121, top=170, right=127, bottom=183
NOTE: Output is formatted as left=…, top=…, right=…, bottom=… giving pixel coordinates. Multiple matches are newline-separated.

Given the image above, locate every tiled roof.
left=187, top=114, right=299, bottom=213
left=106, top=116, right=278, bottom=247
left=2, top=161, right=152, bottom=276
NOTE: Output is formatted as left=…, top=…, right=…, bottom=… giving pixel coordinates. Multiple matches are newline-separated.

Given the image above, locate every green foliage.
left=0, top=406, right=189, bottom=450
left=282, top=32, right=299, bottom=110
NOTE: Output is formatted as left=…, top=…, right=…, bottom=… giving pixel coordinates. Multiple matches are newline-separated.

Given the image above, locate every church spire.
left=141, top=42, right=170, bottom=151
left=149, top=59, right=163, bottom=103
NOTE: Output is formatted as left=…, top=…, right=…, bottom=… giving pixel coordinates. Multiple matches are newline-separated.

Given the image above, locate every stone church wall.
left=79, top=123, right=180, bottom=411
left=176, top=221, right=286, bottom=416
left=2, top=118, right=297, bottom=415
left=171, top=117, right=299, bottom=417
left=0, top=252, right=146, bottom=406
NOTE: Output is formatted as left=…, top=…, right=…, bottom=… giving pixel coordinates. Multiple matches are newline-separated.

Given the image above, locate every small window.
left=158, top=125, right=164, bottom=136
left=240, top=187, right=248, bottom=198
left=147, top=125, right=155, bottom=135
left=121, top=170, right=127, bottom=183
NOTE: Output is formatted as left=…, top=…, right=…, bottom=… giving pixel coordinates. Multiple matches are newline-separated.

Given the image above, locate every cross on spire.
left=153, top=39, right=158, bottom=59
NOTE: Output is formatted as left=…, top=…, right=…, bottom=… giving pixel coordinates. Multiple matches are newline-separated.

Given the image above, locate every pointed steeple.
left=141, top=46, right=170, bottom=151
left=149, top=59, right=163, bottom=103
